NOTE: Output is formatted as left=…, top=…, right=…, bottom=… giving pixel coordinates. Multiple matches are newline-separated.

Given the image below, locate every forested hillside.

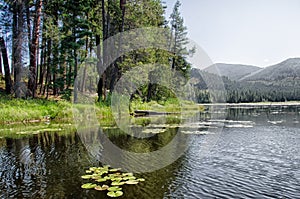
left=195, top=58, right=300, bottom=103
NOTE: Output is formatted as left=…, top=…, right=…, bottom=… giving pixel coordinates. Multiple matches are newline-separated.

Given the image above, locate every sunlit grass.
left=130, top=98, right=205, bottom=113
left=0, top=93, right=204, bottom=132
left=0, top=96, right=72, bottom=123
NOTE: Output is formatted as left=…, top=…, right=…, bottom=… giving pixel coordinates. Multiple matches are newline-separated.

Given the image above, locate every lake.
left=0, top=105, right=300, bottom=198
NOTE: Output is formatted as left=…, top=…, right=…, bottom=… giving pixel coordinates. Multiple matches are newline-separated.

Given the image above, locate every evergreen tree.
left=169, top=0, right=192, bottom=76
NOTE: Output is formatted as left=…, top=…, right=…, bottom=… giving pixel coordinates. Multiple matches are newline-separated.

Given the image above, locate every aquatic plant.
left=81, top=166, right=145, bottom=197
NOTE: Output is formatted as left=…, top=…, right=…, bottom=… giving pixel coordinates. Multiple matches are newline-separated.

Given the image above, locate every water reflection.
left=0, top=128, right=188, bottom=198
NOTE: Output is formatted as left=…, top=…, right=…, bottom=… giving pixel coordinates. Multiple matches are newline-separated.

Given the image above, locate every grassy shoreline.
left=1, top=95, right=298, bottom=127
left=0, top=96, right=200, bottom=126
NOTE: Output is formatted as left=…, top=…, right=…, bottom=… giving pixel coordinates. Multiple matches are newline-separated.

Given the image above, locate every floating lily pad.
left=102, top=185, right=109, bottom=189
left=108, top=186, right=122, bottom=192
left=94, top=185, right=109, bottom=191
left=122, top=173, right=133, bottom=176
left=89, top=167, right=97, bottom=171
left=125, top=180, right=139, bottom=185
left=86, top=170, right=92, bottom=174
left=94, top=186, right=104, bottom=191
left=96, top=178, right=107, bottom=182
left=81, top=175, right=93, bottom=179
left=111, top=181, right=125, bottom=186
left=123, top=176, right=136, bottom=180
left=107, top=191, right=123, bottom=197
left=109, top=168, right=122, bottom=172
left=111, top=177, right=123, bottom=181
left=137, top=178, right=145, bottom=182
left=81, top=183, right=97, bottom=189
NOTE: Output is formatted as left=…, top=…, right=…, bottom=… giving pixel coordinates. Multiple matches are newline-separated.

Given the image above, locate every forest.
left=0, top=0, right=191, bottom=103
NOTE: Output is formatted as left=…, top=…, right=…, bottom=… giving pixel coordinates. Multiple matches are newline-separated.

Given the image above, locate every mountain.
left=190, top=58, right=300, bottom=103
left=241, top=58, right=300, bottom=81
left=204, top=63, right=261, bottom=81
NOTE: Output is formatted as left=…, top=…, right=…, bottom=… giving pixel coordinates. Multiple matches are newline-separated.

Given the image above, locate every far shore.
left=200, top=101, right=300, bottom=106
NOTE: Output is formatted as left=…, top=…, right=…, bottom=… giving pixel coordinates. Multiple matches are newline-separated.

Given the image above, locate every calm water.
left=0, top=106, right=300, bottom=198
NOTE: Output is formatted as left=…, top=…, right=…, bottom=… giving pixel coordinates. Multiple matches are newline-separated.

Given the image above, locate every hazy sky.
left=165, top=0, right=300, bottom=67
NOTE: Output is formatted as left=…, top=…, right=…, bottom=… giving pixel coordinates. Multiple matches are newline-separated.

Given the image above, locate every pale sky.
left=165, top=0, right=300, bottom=67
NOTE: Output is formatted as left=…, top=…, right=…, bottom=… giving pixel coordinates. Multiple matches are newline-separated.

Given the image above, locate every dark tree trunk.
left=96, top=34, right=103, bottom=102
left=14, top=0, right=25, bottom=98
left=44, top=39, right=52, bottom=97
left=97, top=0, right=106, bottom=102
left=25, top=0, right=31, bottom=53
left=52, top=8, right=59, bottom=96
left=0, top=48, right=2, bottom=75
left=120, top=0, right=126, bottom=32
left=80, top=33, right=89, bottom=92
left=109, top=0, right=126, bottom=92
left=0, top=37, right=12, bottom=94
left=39, top=36, right=46, bottom=94
left=28, top=0, right=42, bottom=98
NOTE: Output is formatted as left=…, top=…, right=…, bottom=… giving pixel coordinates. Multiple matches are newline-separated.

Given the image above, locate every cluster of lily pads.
left=81, top=166, right=145, bottom=197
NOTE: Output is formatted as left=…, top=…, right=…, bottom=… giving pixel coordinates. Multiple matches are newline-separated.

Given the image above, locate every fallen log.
left=134, top=110, right=180, bottom=117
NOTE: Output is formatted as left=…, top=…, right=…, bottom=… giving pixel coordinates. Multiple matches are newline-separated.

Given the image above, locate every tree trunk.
left=108, top=0, right=125, bottom=93
left=39, top=36, right=46, bottom=94
left=120, top=0, right=126, bottom=32
left=14, top=0, right=25, bottom=98
left=80, top=34, right=89, bottom=92
left=0, top=37, right=12, bottom=94
left=28, top=0, right=42, bottom=98
left=0, top=48, right=2, bottom=75
left=97, top=0, right=106, bottom=102
left=26, top=0, right=31, bottom=54
left=44, top=39, right=52, bottom=97
left=96, top=34, right=103, bottom=102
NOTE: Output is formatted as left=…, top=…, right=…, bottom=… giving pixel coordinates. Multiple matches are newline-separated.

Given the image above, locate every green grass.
left=130, top=98, right=205, bottom=113
left=0, top=96, right=73, bottom=123
left=0, top=93, right=203, bottom=131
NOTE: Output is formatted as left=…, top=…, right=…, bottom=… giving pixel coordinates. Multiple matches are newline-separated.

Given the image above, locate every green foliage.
left=60, top=89, right=72, bottom=101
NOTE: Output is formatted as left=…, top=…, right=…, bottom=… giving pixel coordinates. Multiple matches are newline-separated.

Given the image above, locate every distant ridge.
left=204, top=63, right=261, bottom=81
left=241, top=58, right=300, bottom=81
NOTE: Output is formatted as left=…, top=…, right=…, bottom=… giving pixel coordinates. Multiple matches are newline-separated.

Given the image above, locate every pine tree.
left=169, top=0, right=191, bottom=76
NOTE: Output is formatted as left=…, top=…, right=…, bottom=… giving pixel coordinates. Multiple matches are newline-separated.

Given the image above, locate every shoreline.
left=200, top=101, right=300, bottom=106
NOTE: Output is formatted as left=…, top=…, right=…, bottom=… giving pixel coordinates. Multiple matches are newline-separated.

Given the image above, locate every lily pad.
left=125, top=180, right=139, bottom=185
left=96, top=178, right=107, bottom=182
left=107, top=191, right=123, bottom=197
left=81, top=175, right=93, bottom=179
left=109, top=168, right=122, bottom=172
left=137, top=178, right=145, bottom=182
left=123, top=176, right=136, bottom=180
left=108, top=186, right=122, bottom=191
left=94, top=186, right=104, bottom=191
left=111, top=177, right=123, bottom=181
left=89, top=167, right=97, bottom=171
left=122, top=173, right=133, bottom=176
left=81, top=183, right=97, bottom=189
left=111, top=181, right=125, bottom=186
left=94, top=185, right=109, bottom=191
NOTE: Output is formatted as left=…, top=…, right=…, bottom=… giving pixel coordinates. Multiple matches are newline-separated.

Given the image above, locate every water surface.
left=0, top=105, right=299, bottom=198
